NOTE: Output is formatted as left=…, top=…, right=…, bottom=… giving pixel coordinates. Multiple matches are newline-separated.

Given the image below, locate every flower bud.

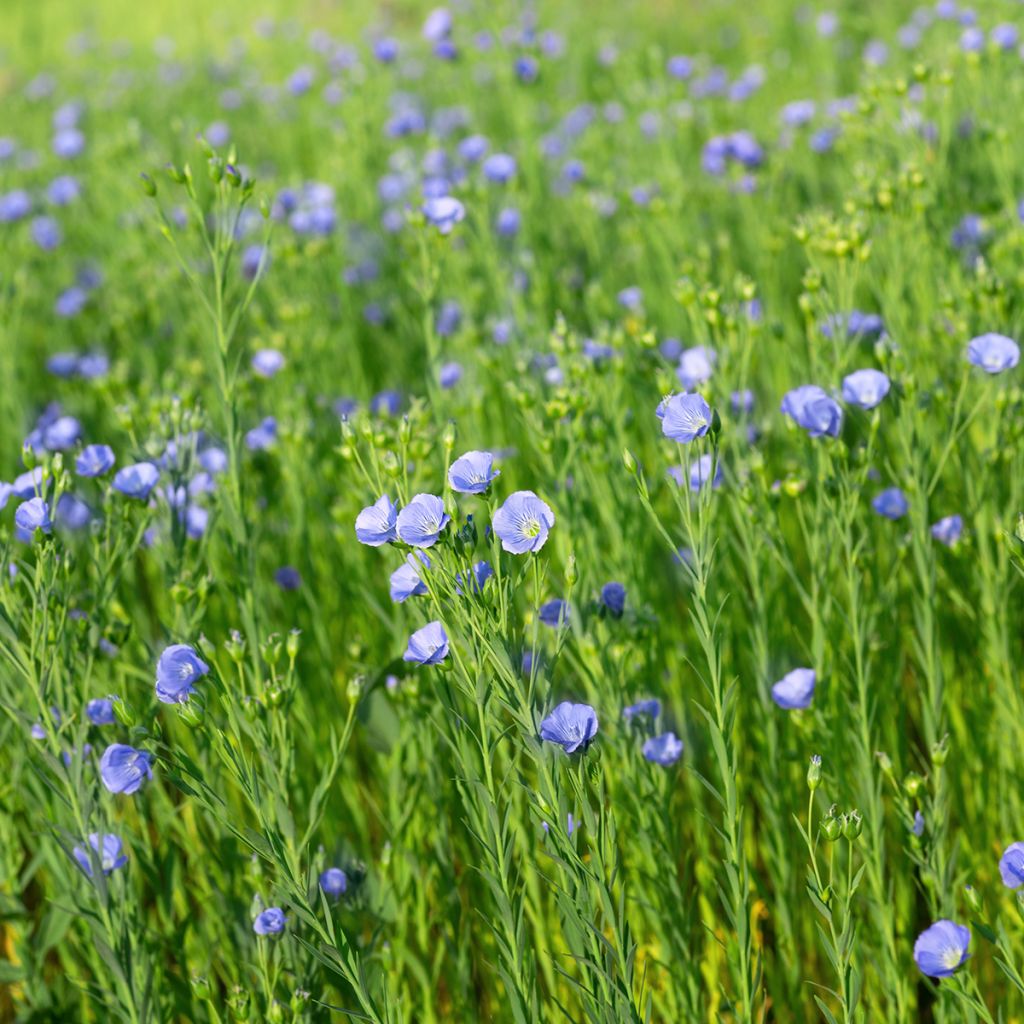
left=931, top=734, right=949, bottom=767
left=346, top=675, right=364, bottom=703
left=622, top=448, right=637, bottom=476
left=807, top=754, right=822, bottom=791
left=842, top=810, right=863, bottom=841
left=442, top=420, right=457, bottom=451
left=139, top=173, right=157, bottom=197
left=286, top=629, right=300, bottom=661
left=177, top=700, right=203, bottom=729
left=565, top=555, right=578, bottom=587
left=964, top=884, right=981, bottom=914
left=903, top=773, right=923, bottom=798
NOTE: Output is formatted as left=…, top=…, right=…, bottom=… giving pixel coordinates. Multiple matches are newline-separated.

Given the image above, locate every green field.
left=1, top=1, right=1023, bottom=1021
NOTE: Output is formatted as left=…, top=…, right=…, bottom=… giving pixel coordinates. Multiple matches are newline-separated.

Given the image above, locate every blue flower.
left=967, top=333, right=1019, bottom=374
left=99, top=744, right=153, bottom=795
left=771, top=668, right=816, bottom=710
left=911, top=811, right=925, bottom=837
left=245, top=417, right=277, bottom=451
left=156, top=644, right=210, bottom=704
left=112, top=462, right=160, bottom=500
left=482, top=153, right=516, bottom=183
left=540, top=702, right=598, bottom=753
left=841, top=369, right=891, bottom=409
left=872, top=487, right=908, bottom=520
left=390, top=552, right=430, bottom=603
left=252, top=349, right=285, bottom=378
left=15, top=497, right=52, bottom=537
left=659, top=393, right=712, bottom=443
left=355, top=495, right=398, bottom=546
left=676, top=346, right=715, bottom=389
left=781, top=386, right=843, bottom=438
left=253, top=907, right=286, bottom=935
left=643, top=732, right=684, bottom=765
left=86, top=697, right=116, bottom=725
left=600, top=582, right=626, bottom=617
left=396, top=494, right=450, bottom=548
left=455, top=560, right=493, bottom=595
left=492, top=491, right=555, bottom=554
left=448, top=451, right=500, bottom=494
left=422, top=196, right=465, bottom=234
left=319, top=867, right=348, bottom=898
left=931, top=514, right=963, bottom=546
left=623, top=698, right=660, bottom=721
left=274, top=566, right=301, bottom=591
left=73, top=833, right=127, bottom=877
left=689, top=453, right=722, bottom=492
left=76, top=444, right=116, bottom=477
left=539, top=599, right=570, bottom=628
left=913, top=920, right=970, bottom=978
left=439, top=362, right=463, bottom=389
left=1000, top=843, right=1024, bottom=888
left=403, top=621, right=449, bottom=665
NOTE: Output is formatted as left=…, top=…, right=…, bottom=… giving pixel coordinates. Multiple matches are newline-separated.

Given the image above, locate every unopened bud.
left=807, top=754, right=822, bottom=791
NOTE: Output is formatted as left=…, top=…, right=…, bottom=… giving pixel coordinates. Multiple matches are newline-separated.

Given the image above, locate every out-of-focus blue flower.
left=623, top=699, right=660, bottom=721
left=482, top=153, right=517, bottom=183
left=666, top=55, right=692, bottom=80
left=0, top=189, right=32, bottom=222
left=390, top=552, right=430, bottom=603
left=31, top=216, right=62, bottom=251
left=13, top=467, right=44, bottom=499
left=156, top=644, right=210, bottom=704
left=492, top=490, right=555, bottom=553
left=455, top=560, right=493, bottom=594
left=992, top=24, right=1019, bottom=50
left=496, top=206, right=520, bottom=237
left=659, top=393, right=712, bottom=443
left=56, top=493, right=91, bottom=530
left=449, top=450, right=499, bottom=494
left=539, top=599, right=569, bottom=628
left=677, top=346, right=715, bottom=389
left=600, top=582, right=626, bottom=617
left=355, top=495, right=398, bottom=546
left=540, top=701, right=598, bottom=753
left=99, top=744, right=153, bottom=795
left=821, top=311, right=885, bottom=342
left=459, top=134, right=489, bottom=162
left=73, top=833, right=127, bottom=877
left=643, top=732, right=684, bottom=765
left=731, top=389, right=755, bottom=415
left=53, top=128, right=85, bottom=158
left=274, top=566, right=301, bottom=591
left=396, top=494, right=450, bottom=548
left=76, top=444, right=115, bottom=477
left=690, top=454, right=722, bottom=492
left=320, top=867, right=348, bottom=897
left=253, top=908, right=286, bottom=935
left=872, top=487, right=908, bottom=520
left=911, top=810, right=925, bottom=837
left=781, top=385, right=842, bottom=438
left=960, top=26, right=984, bottom=52
left=403, top=621, right=449, bottom=665
left=439, top=361, right=463, bottom=389
left=86, top=697, right=116, bottom=725
left=373, top=37, right=398, bottom=63
left=252, top=349, right=284, bottom=378
left=15, top=497, right=52, bottom=537
left=771, top=668, right=815, bottom=710
left=515, top=55, right=539, bottom=83
left=113, top=462, right=160, bottom=499
left=967, top=333, right=1019, bottom=374
left=422, top=196, right=465, bottom=234
left=617, top=286, right=643, bottom=310
left=245, top=417, right=277, bottom=451
left=842, top=369, right=890, bottom=409
left=781, top=100, right=816, bottom=127
left=913, top=921, right=970, bottom=978
left=423, top=7, right=452, bottom=41
left=931, top=514, right=963, bottom=546
left=999, top=843, right=1024, bottom=888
